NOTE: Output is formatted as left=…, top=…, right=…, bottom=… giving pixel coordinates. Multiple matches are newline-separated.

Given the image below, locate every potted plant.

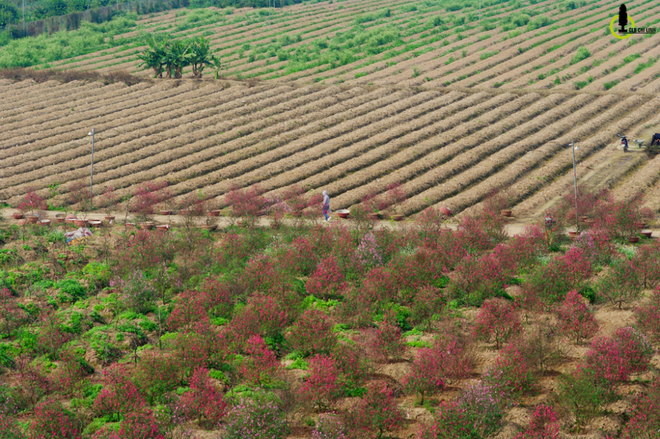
left=201, top=197, right=219, bottom=231
left=13, top=211, right=23, bottom=220
left=129, top=180, right=170, bottom=230
left=362, top=190, right=385, bottom=221
left=18, top=189, right=47, bottom=223
left=178, top=192, right=205, bottom=230
left=139, top=222, right=154, bottom=230
left=385, top=183, right=407, bottom=221
left=101, top=187, right=117, bottom=222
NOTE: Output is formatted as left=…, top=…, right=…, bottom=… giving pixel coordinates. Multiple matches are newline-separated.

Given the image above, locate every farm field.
left=1, top=0, right=660, bottom=438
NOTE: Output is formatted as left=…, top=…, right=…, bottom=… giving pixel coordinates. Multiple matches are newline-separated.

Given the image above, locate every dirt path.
left=5, top=207, right=657, bottom=239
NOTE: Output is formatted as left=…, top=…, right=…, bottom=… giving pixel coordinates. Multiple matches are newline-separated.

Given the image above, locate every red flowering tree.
left=18, top=188, right=47, bottom=215
left=514, top=404, right=561, bottom=439
left=473, top=299, right=522, bottom=349
left=200, top=276, right=234, bottom=318
left=347, top=381, right=403, bottom=439
left=172, top=331, right=210, bottom=381
left=93, top=364, right=146, bottom=418
left=620, top=376, right=660, bottom=439
left=417, top=400, right=480, bottom=439
left=101, top=410, right=164, bottom=439
left=332, top=342, right=371, bottom=389
left=287, top=309, right=337, bottom=356
left=30, top=398, right=82, bottom=439
left=225, top=184, right=268, bottom=227
left=631, top=241, right=660, bottom=289
left=0, top=415, right=24, bottom=439
left=484, top=343, right=534, bottom=396
left=522, top=247, right=592, bottom=308
left=389, top=248, right=445, bottom=303
left=457, top=206, right=508, bottom=252
left=15, top=355, right=51, bottom=408
left=129, top=180, right=170, bottom=223
left=594, top=191, right=654, bottom=241
left=134, top=351, right=179, bottom=404
left=597, top=257, right=644, bottom=309
left=53, top=348, right=89, bottom=397
left=306, top=255, right=347, bottom=299
left=361, top=311, right=405, bottom=363
left=449, top=253, right=508, bottom=306
left=180, top=366, right=226, bottom=426
left=635, top=286, right=660, bottom=342
left=361, top=266, right=397, bottom=304
left=300, top=355, right=340, bottom=410
left=230, top=294, right=288, bottom=343
left=585, top=327, right=654, bottom=383
left=0, top=288, right=27, bottom=337
left=167, top=290, right=209, bottom=331
left=402, top=346, right=446, bottom=405
left=556, top=290, right=599, bottom=343
left=239, top=254, right=284, bottom=295
left=238, top=335, right=279, bottom=385
left=37, top=312, right=72, bottom=360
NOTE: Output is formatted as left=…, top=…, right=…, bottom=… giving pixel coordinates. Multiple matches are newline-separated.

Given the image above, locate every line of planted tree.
left=137, top=34, right=224, bottom=79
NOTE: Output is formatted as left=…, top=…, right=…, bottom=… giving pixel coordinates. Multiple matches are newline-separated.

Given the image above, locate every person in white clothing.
left=322, top=190, right=331, bottom=221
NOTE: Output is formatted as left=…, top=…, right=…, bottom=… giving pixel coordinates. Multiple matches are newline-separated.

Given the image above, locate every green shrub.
left=0, top=343, right=14, bottom=368
left=634, top=56, right=659, bottom=74
left=83, top=262, right=110, bottom=292
left=556, top=369, right=607, bottom=434
left=623, top=53, right=641, bottom=64
left=56, top=279, right=86, bottom=302
left=571, top=46, right=591, bottom=64
left=604, top=80, right=619, bottom=90
left=527, top=15, right=552, bottom=31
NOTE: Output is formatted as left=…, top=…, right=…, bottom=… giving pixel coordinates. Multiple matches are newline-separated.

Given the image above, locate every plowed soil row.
left=399, top=94, right=609, bottom=214
left=0, top=80, right=218, bottom=155
left=437, top=95, right=659, bottom=217
left=0, top=82, right=130, bottom=134
left=0, top=80, right=100, bottom=117
left=44, top=85, right=365, bottom=202
left=101, top=89, right=428, bottom=204
left=3, top=84, right=297, bottom=198
left=0, top=81, right=155, bottom=146
left=0, top=82, right=247, bottom=169
left=325, top=92, right=565, bottom=210
left=4, top=84, right=374, bottom=203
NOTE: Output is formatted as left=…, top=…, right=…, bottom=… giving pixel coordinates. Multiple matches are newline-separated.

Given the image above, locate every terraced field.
left=4, top=3, right=660, bottom=439
left=2, top=0, right=660, bottom=221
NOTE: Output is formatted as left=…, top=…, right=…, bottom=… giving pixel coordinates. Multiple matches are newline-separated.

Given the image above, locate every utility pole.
left=89, top=128, right=95, bottom=207
left=571, top=141, right=579, bottom=231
